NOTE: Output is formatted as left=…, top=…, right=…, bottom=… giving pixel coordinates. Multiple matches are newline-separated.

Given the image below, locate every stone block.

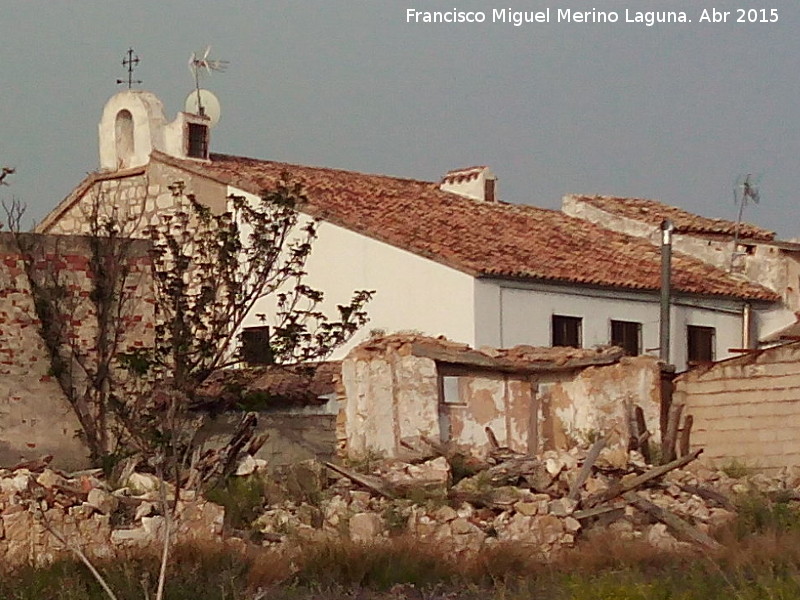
left=349, top=512, right=384, bottom=542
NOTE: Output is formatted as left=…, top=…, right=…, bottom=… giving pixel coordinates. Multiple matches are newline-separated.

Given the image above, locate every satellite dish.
left=185, top=89, right=221, bottom=127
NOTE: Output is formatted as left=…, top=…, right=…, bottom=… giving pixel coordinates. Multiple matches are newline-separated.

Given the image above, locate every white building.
left=39, top=90, right=781, bottom=371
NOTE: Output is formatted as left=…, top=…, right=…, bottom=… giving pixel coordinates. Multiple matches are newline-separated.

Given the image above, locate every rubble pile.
left=0, top=457, right=224, bottom=566
left=253, top=442, right=800, bottom=559
left=4, top=441, right=800, bottom=567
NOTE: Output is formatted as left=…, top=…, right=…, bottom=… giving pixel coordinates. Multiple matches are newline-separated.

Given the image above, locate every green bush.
left=204, top=474, right=266, bottom=532
left=732, top=491, right=800, bottom=538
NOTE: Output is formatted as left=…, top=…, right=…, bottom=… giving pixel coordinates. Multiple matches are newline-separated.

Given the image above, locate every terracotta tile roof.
left=150, top=151, right=778, bottom=302
left=570, top=194, right=775, bottom=242
left=195, top=362, right=340, bottom=409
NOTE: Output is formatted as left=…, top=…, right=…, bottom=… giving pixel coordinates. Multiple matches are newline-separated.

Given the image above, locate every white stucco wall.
left=476, top=281, right=744, bottom=372
left=232, top=186, right=748, bottom=368
left=234, top=189, right=477, bottom=360
left=99, top=91, right=167, bottom=170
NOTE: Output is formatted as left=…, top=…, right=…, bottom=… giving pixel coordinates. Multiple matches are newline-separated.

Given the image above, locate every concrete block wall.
left=674, top=342, right=800, bottom=471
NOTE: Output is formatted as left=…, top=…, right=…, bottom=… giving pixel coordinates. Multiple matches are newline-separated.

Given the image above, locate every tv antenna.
left=188, top=46, right=228, bottom=117
left=730, top=173, right=761, bottom=270
left=116, top=48, right=142, bottom=89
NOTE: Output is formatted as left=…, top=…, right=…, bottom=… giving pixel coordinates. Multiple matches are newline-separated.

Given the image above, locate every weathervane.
left=188, top=46, right=228, bottom=116
left=116, top=48, right=142, bottom=89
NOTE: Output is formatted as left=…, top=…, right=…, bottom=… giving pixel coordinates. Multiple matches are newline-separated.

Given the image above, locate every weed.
left=730, top=491, right=800, bottom=538
left=292, top=537, right=460, bottom=589
left=204, top=474, right=266, bottom=532
left=344, top=449, right=385, bottom=474
left=381, top=501, right=411, bottom=534
left=721, top=458, right=755, bottom=479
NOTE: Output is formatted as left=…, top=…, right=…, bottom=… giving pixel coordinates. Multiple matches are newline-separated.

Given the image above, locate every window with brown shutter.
left=552, top=315, right=582, bottom=348
left=611, top=320, right=641, bottom=356
left=687, top=325, right=715, bottom=364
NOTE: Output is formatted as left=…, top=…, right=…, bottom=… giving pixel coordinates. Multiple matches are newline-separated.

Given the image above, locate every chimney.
left=440, top=166, right=497, bottom=202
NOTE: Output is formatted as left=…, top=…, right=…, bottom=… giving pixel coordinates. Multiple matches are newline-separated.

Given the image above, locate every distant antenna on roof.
left=116, top=48, right=142, bottom=89
left=188, top=46, right=228, bottom=117
left=730, top=173, right=762, bottom=270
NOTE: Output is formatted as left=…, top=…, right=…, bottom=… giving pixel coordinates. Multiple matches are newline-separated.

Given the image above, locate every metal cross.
left=116, top=48, right=142, bottom=89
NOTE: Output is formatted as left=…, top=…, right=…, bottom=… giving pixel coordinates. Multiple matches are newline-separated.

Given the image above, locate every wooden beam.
left=678, top=415, right=693, bottom=458
left=623, top=491, right=721, bottom=550
left=584, top=449, right=703, bottom=508
left=324, top=462, right=396, bottom=499
left=568, top=437, right=606, bottom=502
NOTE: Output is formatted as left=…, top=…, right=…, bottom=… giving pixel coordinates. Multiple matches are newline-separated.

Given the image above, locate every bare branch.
left=34, top=503, right=120, bottom=600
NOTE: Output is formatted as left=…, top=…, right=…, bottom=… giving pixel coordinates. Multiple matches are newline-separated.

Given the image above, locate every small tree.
left=116, top=176, right=372, bottom=478
left=140, top=177, right=372, bottom=396
left=11, top=173, right=372, bottom=472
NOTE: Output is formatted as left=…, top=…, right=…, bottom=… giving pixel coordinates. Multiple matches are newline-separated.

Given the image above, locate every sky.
left=1, top=1, right=798, bottom=238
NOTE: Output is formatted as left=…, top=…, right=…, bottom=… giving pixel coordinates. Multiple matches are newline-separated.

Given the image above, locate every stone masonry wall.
left=674, top=342, right=800, bottom=471
left=0, top=232, right=153, bottom=469
left=44, top=163, right=229, bottom=237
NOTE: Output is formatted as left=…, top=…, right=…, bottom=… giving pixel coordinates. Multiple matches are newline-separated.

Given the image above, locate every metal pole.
left=742, top=303, right=752, bottom=349
left=660, top=219, right=674, bottom=363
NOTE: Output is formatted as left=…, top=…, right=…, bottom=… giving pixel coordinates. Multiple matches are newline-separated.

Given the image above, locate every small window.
left=552, top=315, right=582, bottom=348
left=687, top=325, right=715, bottom=364
left=115, top=109, right=134, bottom=167
left=484, top=178, right=496, bottom=202
left=611, top=320, right=642, bottom=356
left=187, top=123, right=209, bottom=159
left=440, top=375, right=463, bottom=404
left=240, top=326, right=273, bottom=365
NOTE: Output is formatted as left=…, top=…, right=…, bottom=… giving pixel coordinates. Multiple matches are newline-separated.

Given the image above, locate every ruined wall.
left=0, top=233, right=153, bottom=469
left=674, top=343, right=800, bottom=471
left=341, top=343, right=662, bottom=458
left=537, top=356, right=662, bottom=451
left=342, top=351, right=440, bottom=457
left=198, top=413, right=337, bottom=469
left=439, top=370, right=535, bottom=454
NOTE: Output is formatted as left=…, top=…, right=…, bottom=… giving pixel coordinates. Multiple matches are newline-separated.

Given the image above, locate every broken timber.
left=568, top=437, right=606, bottom=502
left=409, top=342, right=623, bottom=374
left=585, top=448, right=703, bottom=508
left=622, top=491, right=721, bottom=550
left=324, top=462, right=396, bottom=499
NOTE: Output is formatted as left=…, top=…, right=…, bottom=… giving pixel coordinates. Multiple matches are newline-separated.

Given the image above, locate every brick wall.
left=674, top=342, right=800, bottom=471
left=0, top=232, right=153, bottom=469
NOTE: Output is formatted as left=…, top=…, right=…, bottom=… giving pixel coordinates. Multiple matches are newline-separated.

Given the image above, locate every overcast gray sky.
left=1, top=1, right=798, bottom=238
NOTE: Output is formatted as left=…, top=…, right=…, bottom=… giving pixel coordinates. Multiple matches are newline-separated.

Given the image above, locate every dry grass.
left=5, top=492, right=800, bottom=599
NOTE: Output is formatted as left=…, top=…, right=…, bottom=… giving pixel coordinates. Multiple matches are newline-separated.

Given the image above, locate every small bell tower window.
left=187, top=123, right=209, bottom=159
left=114, top=109, right=134, bottom=167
